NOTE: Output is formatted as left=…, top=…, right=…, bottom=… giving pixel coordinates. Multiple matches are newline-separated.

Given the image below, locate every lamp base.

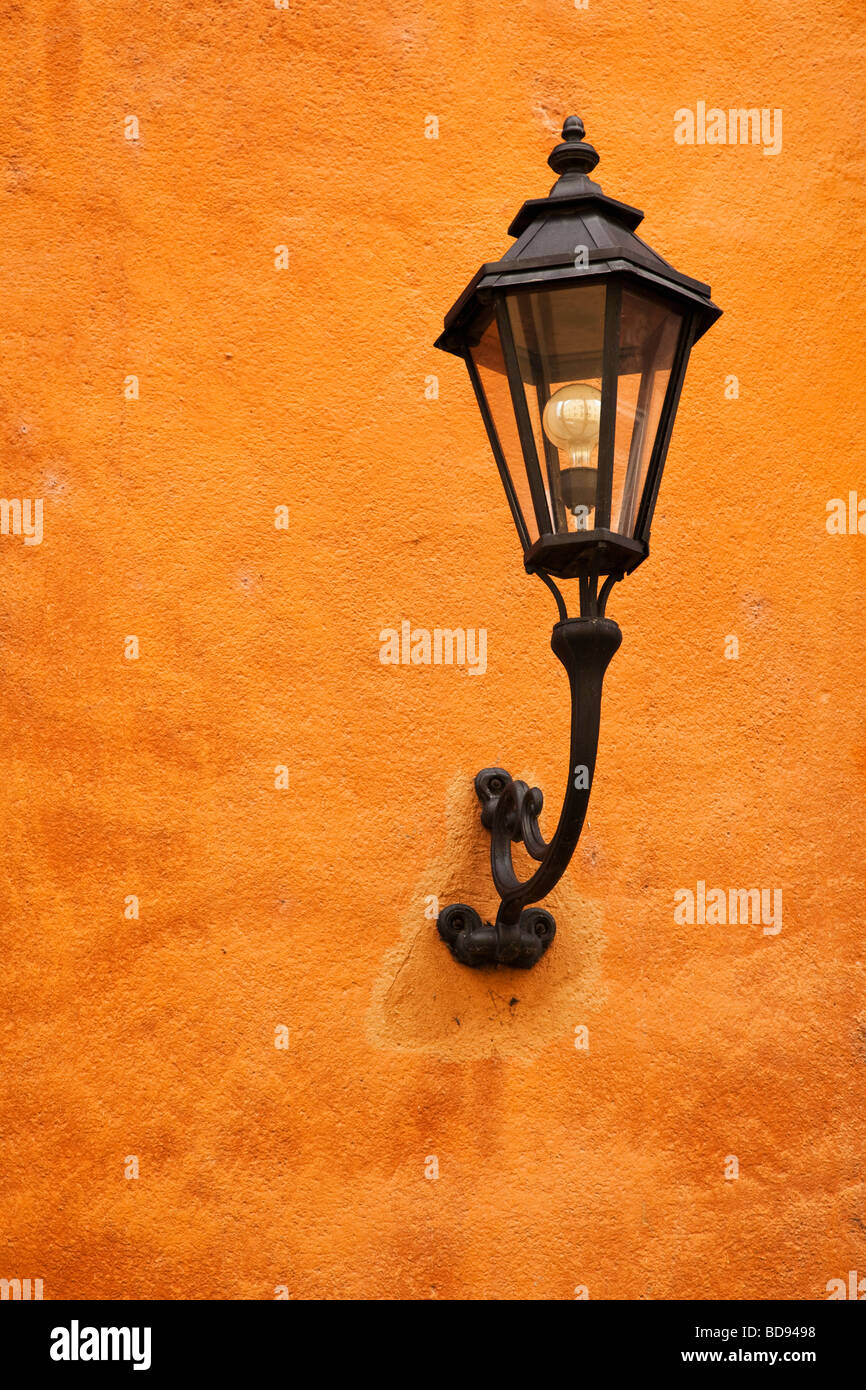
left=524, top=528, right=647, bottom=579
left=437, top=901, right=556, bottom=969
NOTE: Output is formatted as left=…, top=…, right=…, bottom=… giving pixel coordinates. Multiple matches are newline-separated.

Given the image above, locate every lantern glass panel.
left=466, top=280, right=685, bottom=549
left=611, top=288, right=683, bottom=536
left=504, top=283, right=683, bottom=539
left=468, top=311, right=541, bottom=543
left=506, top=285, right=607, bottom=536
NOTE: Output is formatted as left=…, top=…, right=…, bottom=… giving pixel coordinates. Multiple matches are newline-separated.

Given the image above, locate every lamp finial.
left=547, top=113, right=600, bottom=187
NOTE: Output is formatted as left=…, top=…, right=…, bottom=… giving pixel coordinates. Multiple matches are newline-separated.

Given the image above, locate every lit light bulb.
left=542, top=383, right=602, bottom=525
left=542, top=383, right=602, bottom=466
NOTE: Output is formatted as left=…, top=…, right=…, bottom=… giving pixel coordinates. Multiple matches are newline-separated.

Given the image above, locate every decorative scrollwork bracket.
left=437, top=614, right=622, bottom=968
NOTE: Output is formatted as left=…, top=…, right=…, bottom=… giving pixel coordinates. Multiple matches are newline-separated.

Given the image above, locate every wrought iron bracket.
left=437, top=615, right=621, bottom=968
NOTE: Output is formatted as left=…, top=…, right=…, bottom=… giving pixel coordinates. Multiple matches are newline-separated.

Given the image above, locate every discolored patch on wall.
left=367, top=771, right=607, bottom=1060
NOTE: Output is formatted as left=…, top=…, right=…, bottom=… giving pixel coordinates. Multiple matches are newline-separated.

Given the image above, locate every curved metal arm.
left=437, top=616, right=621, bottom=968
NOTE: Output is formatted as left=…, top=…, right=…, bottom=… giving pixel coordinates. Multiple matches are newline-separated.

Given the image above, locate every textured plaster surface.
left=1, top=0, right=865, bottom=1300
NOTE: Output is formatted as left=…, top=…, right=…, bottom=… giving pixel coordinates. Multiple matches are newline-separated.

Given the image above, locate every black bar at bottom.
left=0, top=1297, right=859, bottom=1376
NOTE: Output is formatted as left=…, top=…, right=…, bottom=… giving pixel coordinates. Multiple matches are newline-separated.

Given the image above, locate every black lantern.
left=433, top=117, right=721, bottom=968
left=436, top=115, right=721, bottom=607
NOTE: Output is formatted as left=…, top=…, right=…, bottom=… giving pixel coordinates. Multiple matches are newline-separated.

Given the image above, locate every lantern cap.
left=435, top=114, right=722, bottom=356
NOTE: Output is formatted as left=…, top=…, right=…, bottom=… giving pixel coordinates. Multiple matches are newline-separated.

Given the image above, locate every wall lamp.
left=434, top=115, right=721, bottom=969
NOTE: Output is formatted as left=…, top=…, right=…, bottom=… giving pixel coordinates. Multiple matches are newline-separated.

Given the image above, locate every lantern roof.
left=435, top=116, right=722, bottom=356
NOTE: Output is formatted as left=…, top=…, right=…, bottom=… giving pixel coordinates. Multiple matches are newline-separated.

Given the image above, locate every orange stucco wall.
left=1, top=0, right=865, bottom=1301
